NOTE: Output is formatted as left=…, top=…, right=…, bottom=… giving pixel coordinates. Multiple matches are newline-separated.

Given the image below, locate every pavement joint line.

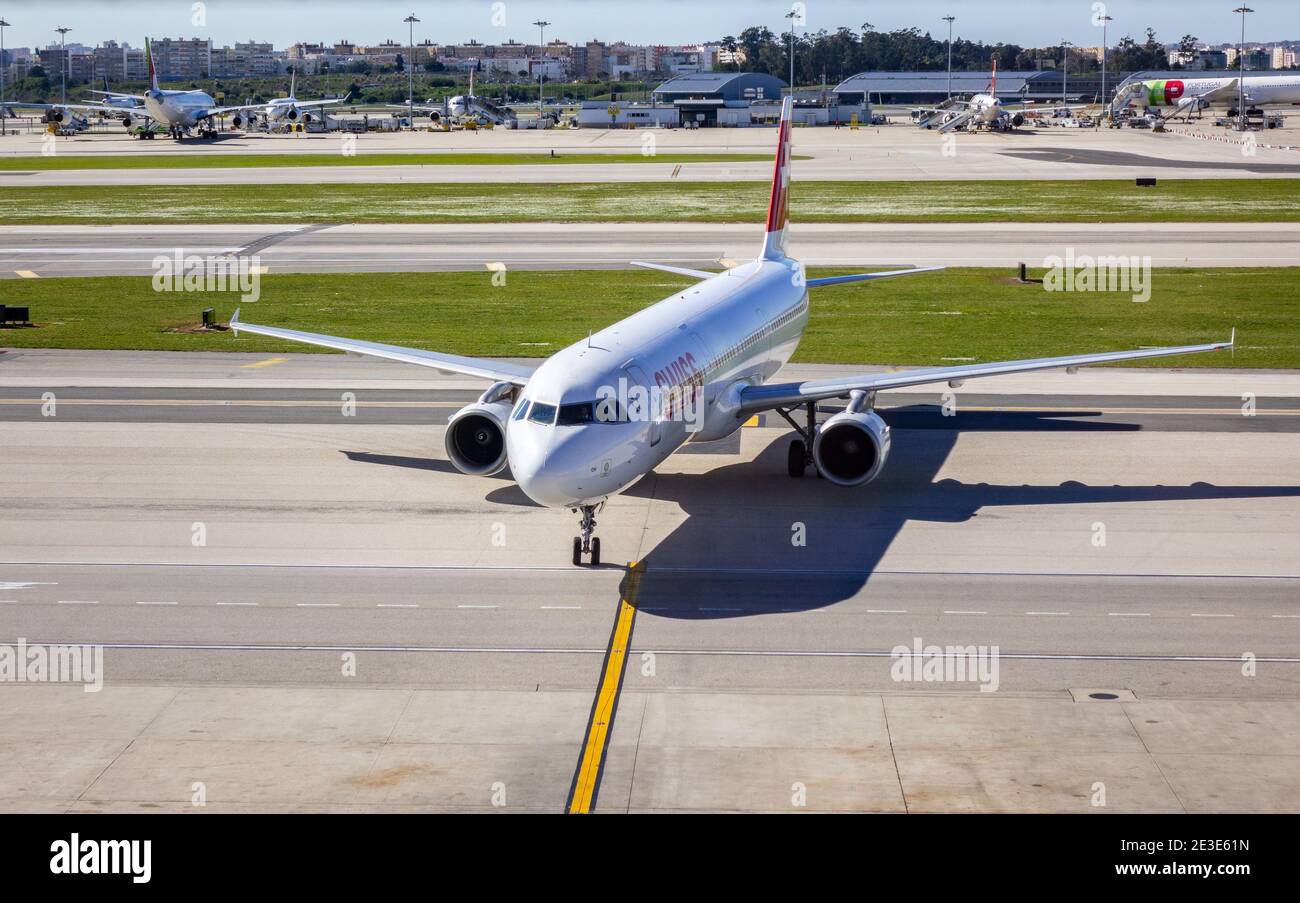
left=9, top=639, right=1300, bottom=664
left=9, top=561, right=1300, bottom=580
left=566, top=561, right=643, bottom=815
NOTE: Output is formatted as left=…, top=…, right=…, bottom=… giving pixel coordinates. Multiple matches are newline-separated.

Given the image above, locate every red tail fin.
left=761, top=96, right=794, bottom=261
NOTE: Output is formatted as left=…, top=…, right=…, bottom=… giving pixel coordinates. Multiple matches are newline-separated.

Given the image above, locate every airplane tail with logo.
left=289, top=68, right=296, bottom=100
left=990, top=58, right=998, bottom=96
left=760, top=96, right=794, bottom=261
left=146, top=38, right=159, bottom=93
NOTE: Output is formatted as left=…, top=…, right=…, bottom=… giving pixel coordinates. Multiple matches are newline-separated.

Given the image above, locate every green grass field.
left=0, top=152, right=780, bottom=171
left=2, top=180, right=1297, bottom=225
left=2, top=268, right=1291, bottom=368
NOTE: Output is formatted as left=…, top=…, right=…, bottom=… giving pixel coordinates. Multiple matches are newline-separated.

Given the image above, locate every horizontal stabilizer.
left=629, top=261, right=717, bottom=280
left=806, top=266, right=945, bottom=288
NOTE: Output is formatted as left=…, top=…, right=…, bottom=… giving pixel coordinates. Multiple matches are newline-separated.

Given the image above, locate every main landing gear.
left=777, top=401, right=819, bottom=478
left=571, top=503, right=603, bottom=567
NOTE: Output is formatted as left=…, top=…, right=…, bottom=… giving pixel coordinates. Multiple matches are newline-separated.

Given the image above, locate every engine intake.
left=812, top=410, right=891, bottom=487
left=445, top=400, right=513, bottom=476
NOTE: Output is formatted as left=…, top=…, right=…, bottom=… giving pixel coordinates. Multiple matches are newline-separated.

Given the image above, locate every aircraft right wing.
left=738, top=333, right=1234, bottom=414
left=629, top=261, right=717, bottom=279
left=229, top=310, right=535, bottom=385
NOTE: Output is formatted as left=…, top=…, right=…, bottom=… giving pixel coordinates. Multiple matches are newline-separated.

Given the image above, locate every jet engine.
left=812, top=410, right=892, bottom=487
left=232, top=114, right=242, bottom=127
left=1010, top=112, right=1025, bottom=127
left=286, top=106, right=299, bottom=121
left=301, top=112, right=313, bottom=124
left=445, top=384, right=517, bottom=476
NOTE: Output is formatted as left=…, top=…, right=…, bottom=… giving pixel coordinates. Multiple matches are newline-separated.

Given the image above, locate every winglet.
left=230, top=307, right=240, bottom=335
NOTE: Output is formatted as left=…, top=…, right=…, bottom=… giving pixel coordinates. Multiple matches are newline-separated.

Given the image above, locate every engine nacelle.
left=232, top=115, right=242, bottom=127
left=812, top=410, right=891, bottom=487
left=121, top=114, right=134, bottom=128
left=1011, top=112, right=1025, bottom=128
left=445, top=399, right=513, bottom=476
left=302, top=112, right=313, bottom=124
left=287, top=107, right=299, bottom=121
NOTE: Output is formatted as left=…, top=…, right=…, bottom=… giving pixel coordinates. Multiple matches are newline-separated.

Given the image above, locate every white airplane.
left=232, top=70, right=351, bottom=130
left=917, top=61, right=1031, bottom=133
left=1113, top=73, right=1300, bottom=122
left=397, top=70, right=479, bottom=123
left=230, top=97, right=1233, bottom=566
left=106, top=38, right=265, bottom=138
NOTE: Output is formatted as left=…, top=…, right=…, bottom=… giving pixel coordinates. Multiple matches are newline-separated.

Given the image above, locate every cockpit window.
left=557, top=403, right=594, bottom=426
left=556, top=399, right=625, bottom=425
left=527, top=402, right=557, bottom=425
left=512, top=399, right=531, bottom=421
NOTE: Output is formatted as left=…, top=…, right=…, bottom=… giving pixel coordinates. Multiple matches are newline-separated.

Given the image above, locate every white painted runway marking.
left=296, top=603, right=339, bottom=608
left=56, top=600, right=98, bottom=605
left=1027, top=611, right=1071, bottom=616
left=458, top=604, right=498, bottom=609
left=377, top=603, right=419, bottom=609
left=136, top=600, right=177, bottom=606
left=944, top=610, right=987, bottom=615
left=1109, top=612, right=1151, bottom=617
left=541, top=605, right=581, bottom=610
left=1190, top=613, right=1234, bottom=618
left=216, top=602, right=258, bottom=607
left=867, top=609, right=908, bottom=614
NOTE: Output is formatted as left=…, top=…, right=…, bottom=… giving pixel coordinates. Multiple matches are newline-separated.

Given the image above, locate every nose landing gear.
left=571, top=503, right=603, bottom=567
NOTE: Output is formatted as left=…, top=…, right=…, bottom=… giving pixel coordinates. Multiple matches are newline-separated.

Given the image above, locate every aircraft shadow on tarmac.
left=611, top=405, right=1300, bottom=619
left=351, top=407, right=1300, bottom=618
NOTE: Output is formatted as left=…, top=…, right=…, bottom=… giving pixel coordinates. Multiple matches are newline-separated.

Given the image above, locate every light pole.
left=403, top=13, right=419, bottom=127
left=1234, top=5, right=1253, bottom=129
left=785, top=9, right=797, bottom=97
left=943, top=15, right=955, bottom=100
left=56, top=26, right=71, bottom=105
left=1098, top=13, right=1112, bottom=123
left=1061, top=39, right=1073, bottom=107
left=533, top=19, right=550, bottom=116
left=0, top=18, right=9, bottom=137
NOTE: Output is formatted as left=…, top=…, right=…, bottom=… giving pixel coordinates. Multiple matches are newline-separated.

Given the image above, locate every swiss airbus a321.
left=232, top=97, right=1232, bottom=566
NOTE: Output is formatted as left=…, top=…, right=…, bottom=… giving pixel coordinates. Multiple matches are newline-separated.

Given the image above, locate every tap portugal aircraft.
left=231, top=96, right=1233, bottom=566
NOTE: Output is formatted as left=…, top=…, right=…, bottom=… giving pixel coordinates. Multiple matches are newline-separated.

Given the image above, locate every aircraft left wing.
left=229, top=309, right=535, bottom=385
left=738, top=333, right=1234, bottom=414
left=630, top=261, right=717, bottom=279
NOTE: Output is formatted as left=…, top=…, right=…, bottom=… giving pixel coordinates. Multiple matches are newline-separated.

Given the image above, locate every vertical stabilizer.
left=146, top=38, right=159, bottom=93
left=760, top=96, right=794, bottom=261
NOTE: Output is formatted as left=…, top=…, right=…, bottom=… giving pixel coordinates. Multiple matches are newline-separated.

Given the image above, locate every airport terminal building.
left=575, top=72, right=869, bottom=128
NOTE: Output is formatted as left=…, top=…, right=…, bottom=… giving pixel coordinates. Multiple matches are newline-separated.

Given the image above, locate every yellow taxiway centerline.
left=567, top=561, right=643, bottom=814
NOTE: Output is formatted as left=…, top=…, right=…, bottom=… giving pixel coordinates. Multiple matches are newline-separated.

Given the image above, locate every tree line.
left=715, top=25, right=1186, bottom=85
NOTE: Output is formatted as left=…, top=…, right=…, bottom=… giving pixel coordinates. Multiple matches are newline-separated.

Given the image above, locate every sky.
left=2, top=0, right=1295, bottom=50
